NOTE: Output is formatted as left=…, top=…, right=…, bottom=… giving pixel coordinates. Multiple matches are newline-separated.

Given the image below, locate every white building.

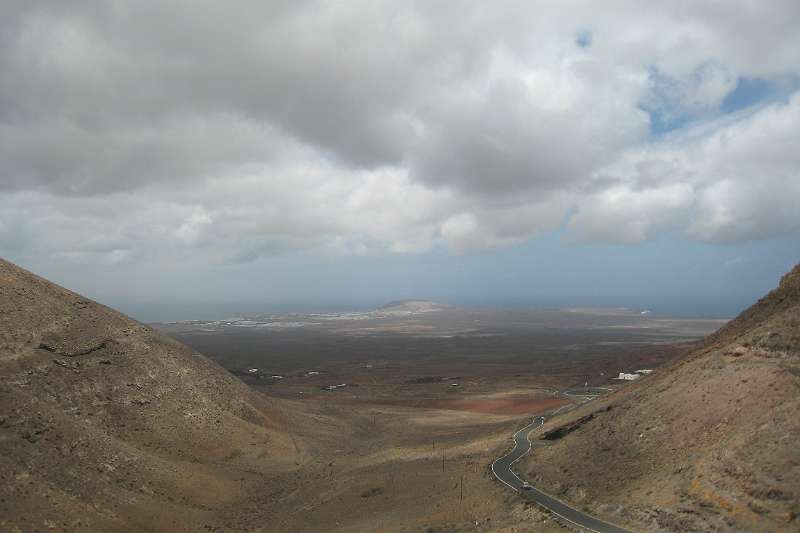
left=636, top=369, right=654, bottom=375
left=615, top=372, right=641, bottom=381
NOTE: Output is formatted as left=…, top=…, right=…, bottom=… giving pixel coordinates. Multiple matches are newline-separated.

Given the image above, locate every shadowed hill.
left=0, top=259, right=305, bottom=532
left=519, top=264, right=800, bottom=532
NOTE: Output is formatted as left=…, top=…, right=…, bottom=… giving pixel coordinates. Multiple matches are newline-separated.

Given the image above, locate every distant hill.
left=519, top=264, right=800, bottom=532
left=378, top=299, right=451, bottom=313
left=0, top=259, right=303, bottom=532
left=564, top=307, right=652, bottom=316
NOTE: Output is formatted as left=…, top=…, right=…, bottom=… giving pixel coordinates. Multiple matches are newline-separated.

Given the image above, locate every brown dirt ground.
left=371, top=396, right=570, bottom=415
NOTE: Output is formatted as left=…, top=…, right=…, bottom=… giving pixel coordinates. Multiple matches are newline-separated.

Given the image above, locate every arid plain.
left=0, top=256, right=730, bottom=533
left=153, top=302, right=726, bottom=531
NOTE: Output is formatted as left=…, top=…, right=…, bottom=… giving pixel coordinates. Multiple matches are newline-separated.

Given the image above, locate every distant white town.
left=615, top=369, right=654, bottom=381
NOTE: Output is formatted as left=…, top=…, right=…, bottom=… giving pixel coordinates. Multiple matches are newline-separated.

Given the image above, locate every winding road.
left=491, top=413, right=636, bottom=533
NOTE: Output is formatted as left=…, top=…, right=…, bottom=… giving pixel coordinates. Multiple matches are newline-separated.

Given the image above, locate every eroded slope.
left=0, top=259, right=305, bottom=532
left=519, top=265, right=800, bottom=532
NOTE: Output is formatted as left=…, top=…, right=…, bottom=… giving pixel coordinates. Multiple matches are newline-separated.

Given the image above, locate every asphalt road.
left=491, top=415, right=636, bottom=533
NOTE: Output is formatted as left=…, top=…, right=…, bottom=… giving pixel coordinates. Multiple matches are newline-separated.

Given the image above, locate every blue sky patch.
left=575, top=29, right=592, bottom=48
left=720, top=76, right=799, bottom=113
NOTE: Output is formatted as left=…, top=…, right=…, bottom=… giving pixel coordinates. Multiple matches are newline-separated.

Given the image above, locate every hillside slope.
left=0, top=259, right=305, bottom=532
left=519, top=265, right=800, bottom=532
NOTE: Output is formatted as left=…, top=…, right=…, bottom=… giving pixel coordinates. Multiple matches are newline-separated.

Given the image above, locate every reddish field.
left=373, top=396, right=570, bottom=415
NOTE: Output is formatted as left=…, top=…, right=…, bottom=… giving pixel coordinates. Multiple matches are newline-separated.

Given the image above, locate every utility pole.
left=460, top=475, right=463, bottom=501
left=442, top=451, right=445, bottom=472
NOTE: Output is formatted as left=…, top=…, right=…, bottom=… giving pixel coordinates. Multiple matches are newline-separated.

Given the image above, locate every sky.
left=1, top=1, right=798, bottom=321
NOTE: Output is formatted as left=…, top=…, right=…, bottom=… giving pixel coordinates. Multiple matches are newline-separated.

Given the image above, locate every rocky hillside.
left=0, top=259, right=304, bottom=532
left=519, top=264, right=800, bottom=532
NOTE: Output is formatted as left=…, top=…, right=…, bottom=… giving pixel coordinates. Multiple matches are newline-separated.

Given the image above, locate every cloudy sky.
left=1, top=1, right=799, bottom=320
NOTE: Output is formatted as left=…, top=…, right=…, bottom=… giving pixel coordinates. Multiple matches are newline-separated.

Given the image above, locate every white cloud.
left=0, top=1, right=799, bottom=265
left=176, top=208, right=213, bottom=246
left=441, top=213, right=481, bottom=253
left=570, top=183, right=694, bottom=243
left=570, top=93, right=800, bottom=243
